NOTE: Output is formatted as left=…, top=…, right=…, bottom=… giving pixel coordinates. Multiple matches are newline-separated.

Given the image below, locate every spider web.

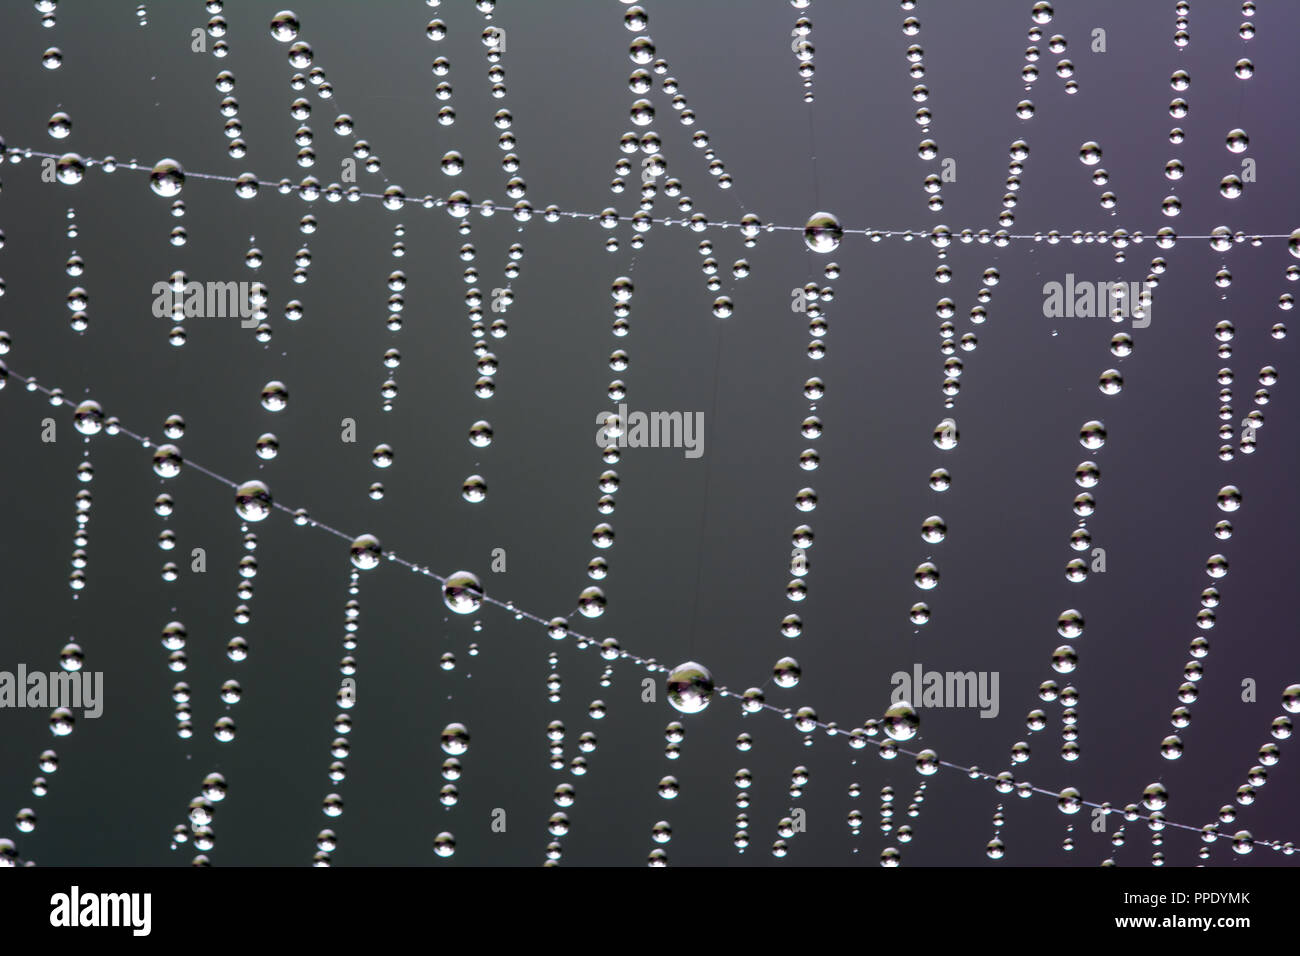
left=0, top=0, right=1297, bottom=867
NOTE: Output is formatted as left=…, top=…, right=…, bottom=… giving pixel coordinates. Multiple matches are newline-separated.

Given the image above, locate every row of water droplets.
left=21, top=140, right=1300, bottom=250
left=1133, top=0, right=1296, bottom=865
left=975, top=1, right=1106, bottom=865
left=580, top=0, right=760, bottom=865
left=1084, top=0, right=1289, bottom=866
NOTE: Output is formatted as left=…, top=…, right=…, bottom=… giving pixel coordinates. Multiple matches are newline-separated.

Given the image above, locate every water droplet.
left=234, top=480, right=273, bottom=522
left=260, top=381, right=289, bottom=412
left=149, top=159, right=185, bottom=198
left=804, top=212, right=843, bottom=253
left=666, top=662, right=713, bottom=714
left=349, top=534, right=382, bottom=570
left=883, top=702, right=919, bottom=741
left=152, top=444, right=183, bottom=478
left=440, top=722, right=470, bottom=755
left=443, top=571, right=484, bottom=613
left=269, top=10, right=299, bottom=42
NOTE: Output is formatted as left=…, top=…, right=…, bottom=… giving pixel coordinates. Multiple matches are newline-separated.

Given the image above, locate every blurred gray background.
left=0, top=0, right=1297, bottom=866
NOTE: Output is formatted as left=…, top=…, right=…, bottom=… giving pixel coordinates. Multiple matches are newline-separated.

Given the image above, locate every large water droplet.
left=234, top=480, right=273, bottom=522
left=269, top=10, right=299, bottom=42
left=349, top=534, right=382, bottom=570
left=883, top=702, right=919, bottom=741
left=149, top=159, right=185, bottom=198
left=443, top=571, right=483, bottom=614
left=666, top=662, right=714, bottom=714
left=440, top=722, right=470, bottom=755
left=804, top=212, right=843, bottom=253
